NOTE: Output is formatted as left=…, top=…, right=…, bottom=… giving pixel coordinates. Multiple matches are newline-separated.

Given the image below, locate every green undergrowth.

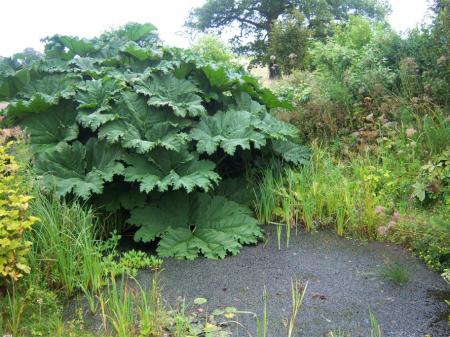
left=254, top=123, right=449, bottom=272
left=258, top=14, right=449, bottom=269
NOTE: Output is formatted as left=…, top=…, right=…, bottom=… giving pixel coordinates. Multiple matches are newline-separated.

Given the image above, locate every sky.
left=0, top=0, right=431, bottom=57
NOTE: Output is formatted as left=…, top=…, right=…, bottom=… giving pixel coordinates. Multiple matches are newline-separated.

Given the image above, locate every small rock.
left=312, top=292, right=327, bottom=300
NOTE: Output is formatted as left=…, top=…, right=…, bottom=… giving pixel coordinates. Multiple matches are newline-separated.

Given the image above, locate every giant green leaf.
left=75, top=78, right=124, bottom=130
left=94, top=183, right=147, bottom=212
left=98, top=92, right=191, bottom=152
left=0, top=63, right=30, bottom=99
left=6, top=74, right=81, bottom=116
left=69, top=57, right=103, bottom=77
left=122, top=41, right=163, bottom=61
left=35, top=139, right=124, bottom=199
left=272, top=140, right=310, bottom=165
left=128, top=191, right=191, bottom=242
left=123, top=147, right=220, bottom=193
left=135, top=74, right=206, bottom=117
left=59, top=36, right=95, bottom=56
left=254, top=113, right=298, bottom=140
left=21, top=74, right=80, bottom=100
left=190, top=110, right=266, bottom=155
left=202, top=64, right=231, bottom=89
left=129, top=192, right=261, bottom=259
left=6, top=94, right=56, bottom=116
left=21, top=103, right=79, bottom=153
left=120, top=22, right=157, bottom=42
left=76, top=78, right=123, bottom=112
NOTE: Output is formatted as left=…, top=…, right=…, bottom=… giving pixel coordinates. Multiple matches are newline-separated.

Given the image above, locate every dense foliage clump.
left=0, top=141, right=37, bottom=282
left=0, top=23, right=307, bottom=259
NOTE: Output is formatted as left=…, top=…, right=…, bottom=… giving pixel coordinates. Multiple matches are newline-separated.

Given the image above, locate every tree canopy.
left=186, top=0, right=389, bottom=66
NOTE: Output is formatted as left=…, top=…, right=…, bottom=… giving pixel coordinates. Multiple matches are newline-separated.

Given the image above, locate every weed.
left=100, top=276, right=136, bottom=336
left=326, top=328, right=351, bottom=337
left=380, top=262, right=410, bottom=286
left=286, top=280, right=308, bottom=337
left=255, top=286, right=268, bottom=337
left=4, top=281, right=25, bottom=336
left=27, top=192, right=103, bottom=296
left=369, top=308, right=382, bottom=337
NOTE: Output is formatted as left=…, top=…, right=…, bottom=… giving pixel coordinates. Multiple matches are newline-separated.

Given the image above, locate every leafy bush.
left=190, top=35, right=235, bottom=64
left=0, top=141, right=37, bottom=283
left=0, top=23, right=306, bottom=259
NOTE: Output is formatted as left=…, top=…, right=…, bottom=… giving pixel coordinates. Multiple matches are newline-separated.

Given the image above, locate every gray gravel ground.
left=137, top=228, right=450, bottom=337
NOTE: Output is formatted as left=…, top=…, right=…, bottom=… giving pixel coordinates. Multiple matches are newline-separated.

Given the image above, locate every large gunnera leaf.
left=0, top=64, right=30, bottom=99
left=76, top=78, right=123, bottom=112
left=272, top=140, right=310, bottom=165
left=122, top=41, right=163, bottom=61
left=59, top=36, right=96, bottom=56
left=76, top=78, right=125, bottom=130
left=6, top=94, right=57, bottom=116
left=120, top=22, right=157, bottom=41
left=94, top=183, right=147, bottom=212
left=21, top=74, right=80, bottom=100
left=135, top=74, right=206, bottom=117
left=21, top=103, right=79, bottom=153
left=190, top=110, right=266, bottom=155
left=123, top=147, right=220, bottom=193
left=99, top=92, right=190, bottom=153
left=254, top=113, right=299, bottom=140
left=128, top=192, right=261, bottom=259
left=7, top=74, right=81, bottom=116
left=35, top=139, right=124, bottom=199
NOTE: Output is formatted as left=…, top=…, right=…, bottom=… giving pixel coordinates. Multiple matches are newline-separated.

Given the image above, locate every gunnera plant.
left=0, top=23, right=308, bottom=259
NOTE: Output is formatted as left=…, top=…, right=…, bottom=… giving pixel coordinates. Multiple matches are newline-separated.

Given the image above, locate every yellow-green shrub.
left=0, top=141, right=37, bottom=281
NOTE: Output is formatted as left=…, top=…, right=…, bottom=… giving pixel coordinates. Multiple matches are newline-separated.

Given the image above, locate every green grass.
left=287, top=280, right=308, bottom=337
left=255, top=286, right=268, bottom=337
left=369, top=308, right=382, bottom=337
left=26, top=192, right=104, bottom=297
left=326, top=329, right=351, bottom=337
left=254, top=147, right=380, bottom=242
left=380, top=262, right=410, bottom=286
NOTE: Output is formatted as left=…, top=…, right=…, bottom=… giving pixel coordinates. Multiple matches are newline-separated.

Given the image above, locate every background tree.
left=268, top=10, right=310, bottom=74
left=186, top=0, right=389, bottom=74
left=190, top=34, right=235, bottom=64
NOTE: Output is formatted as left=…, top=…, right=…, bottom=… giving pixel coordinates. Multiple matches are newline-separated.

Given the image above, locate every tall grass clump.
left=380, top=262, right=410, bottom=286
left=98, top=273, right=167, bottom=336
left=421, top=112, right=449, bottom=155
left=254, top=145, right=382, bottom=244
left=26, top=192, right=105, bottom=297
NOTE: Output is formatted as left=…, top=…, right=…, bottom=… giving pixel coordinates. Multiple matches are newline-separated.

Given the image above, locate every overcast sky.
left=0, top=0, right=431, bottom=57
